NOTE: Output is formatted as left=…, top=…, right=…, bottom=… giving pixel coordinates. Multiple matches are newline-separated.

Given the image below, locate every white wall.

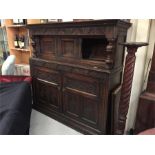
left=125, top=19, right=155, bottom=133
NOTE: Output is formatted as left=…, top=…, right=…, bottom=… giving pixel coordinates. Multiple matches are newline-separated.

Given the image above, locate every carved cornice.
left=28, top=20, right=131, bottom=38
left=29, top=27, right=116, bottom=38
left=27, top=19, right=131, bottom=29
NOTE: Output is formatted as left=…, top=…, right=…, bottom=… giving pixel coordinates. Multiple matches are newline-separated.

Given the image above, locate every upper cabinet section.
left=27, top=20, right=131, bottom=69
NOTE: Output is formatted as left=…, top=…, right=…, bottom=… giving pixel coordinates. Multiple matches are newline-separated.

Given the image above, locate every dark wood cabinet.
left=28, top=20, right=131, bottom=134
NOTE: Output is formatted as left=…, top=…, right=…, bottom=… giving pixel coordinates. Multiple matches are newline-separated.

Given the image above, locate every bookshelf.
left=2, top=19, right=30, bottom=64
left=2, top=19, right=42, bottom=64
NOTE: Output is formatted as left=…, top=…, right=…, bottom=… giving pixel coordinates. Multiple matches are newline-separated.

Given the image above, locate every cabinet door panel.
left=63, top=88, right=99, bottom=128
left=81, top=97, right=98, bottom=125
left=63, top=72, right=100, bottom=128
left=63, top=89, right=81, bottom=118
left=34, top=79, right=61, bottom=112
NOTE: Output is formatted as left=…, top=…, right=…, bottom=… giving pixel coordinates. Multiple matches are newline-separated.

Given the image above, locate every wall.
left=125, top=19, right=155, bottom=133
left=143, top=20, right=155, bottom=90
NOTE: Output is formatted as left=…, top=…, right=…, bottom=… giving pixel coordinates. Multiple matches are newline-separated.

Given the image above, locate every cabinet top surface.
left=27, top=19, right=131, bottom=29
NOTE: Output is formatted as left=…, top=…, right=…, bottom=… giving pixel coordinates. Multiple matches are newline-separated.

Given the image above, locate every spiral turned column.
left=116, top=42, right=148, bottom=135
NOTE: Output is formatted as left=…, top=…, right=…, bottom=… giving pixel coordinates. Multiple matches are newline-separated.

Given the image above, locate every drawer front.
left=63, top=73, right=99, bottom=97
left=32, top=67, right=61, bottom=85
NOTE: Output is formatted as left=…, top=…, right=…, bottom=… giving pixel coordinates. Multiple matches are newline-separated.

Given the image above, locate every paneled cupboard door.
left=34, top=79, right=62, bottom=112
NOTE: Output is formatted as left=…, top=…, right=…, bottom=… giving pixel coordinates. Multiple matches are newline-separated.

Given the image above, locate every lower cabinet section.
left=32, top=66, right=108, bottom=134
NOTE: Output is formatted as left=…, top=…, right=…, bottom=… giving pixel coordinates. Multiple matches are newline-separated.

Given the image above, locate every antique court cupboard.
left=28, top=20, right=131, bottom=134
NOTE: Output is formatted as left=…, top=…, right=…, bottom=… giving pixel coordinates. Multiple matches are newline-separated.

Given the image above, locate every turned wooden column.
left=116, top=42, right=148, bottom=135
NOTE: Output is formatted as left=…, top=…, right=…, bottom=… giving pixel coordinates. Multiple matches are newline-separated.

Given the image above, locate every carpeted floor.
left=29, top=110, right=82, bottom=135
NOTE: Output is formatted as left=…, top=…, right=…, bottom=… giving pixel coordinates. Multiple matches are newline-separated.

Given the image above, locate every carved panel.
left=63, top=89, right=81, bottom=118
left=29, top=26, right=116, bottom=38
left=58, top=37, right=81, bottom=58
left=40, top=36, right=56, bottom=53
left=81, top=97, right=98, bottom=125
left=35, top=79, right=61, bottom=111
left=39, top=36, right=56, bottom=60
left=61, top=39, right=75, bottom=57
left=63, top=88, right=99, bottom=128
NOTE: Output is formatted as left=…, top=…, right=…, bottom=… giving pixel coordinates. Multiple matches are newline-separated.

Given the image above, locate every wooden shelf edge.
left=15, top=63, right=30, bottom=65
left=0, top=26, right=6, bottom=28
left=7, top=25, right=26, bottom=28
left=11, top=48, right=30, bottom=52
